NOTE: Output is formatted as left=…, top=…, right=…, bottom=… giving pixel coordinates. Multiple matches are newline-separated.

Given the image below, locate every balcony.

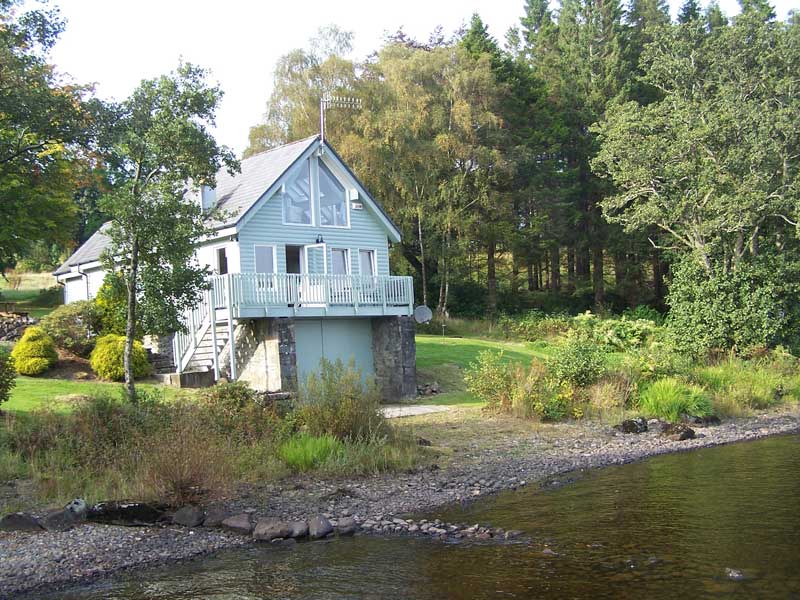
left=208, top=272, right=414, bottom=319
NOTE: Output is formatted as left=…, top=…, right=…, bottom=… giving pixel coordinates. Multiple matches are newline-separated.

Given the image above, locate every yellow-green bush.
left=89, top=334, right=151, bottom=381
left=11, top=326, right=58, bottom=376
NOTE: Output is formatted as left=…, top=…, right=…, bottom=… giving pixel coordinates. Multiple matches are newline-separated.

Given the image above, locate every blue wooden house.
left=55, top=135, right=416, bottom=400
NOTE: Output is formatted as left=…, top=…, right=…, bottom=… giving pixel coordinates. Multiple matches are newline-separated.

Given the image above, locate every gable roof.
left=54, top=222, right=111, bottom=275
left=211, top=135, right=318, bottom=228
left=55, top=135, right=402, bottom=276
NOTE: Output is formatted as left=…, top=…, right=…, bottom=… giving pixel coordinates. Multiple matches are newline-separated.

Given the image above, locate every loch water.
left=49, top=435, right=800, bottom=599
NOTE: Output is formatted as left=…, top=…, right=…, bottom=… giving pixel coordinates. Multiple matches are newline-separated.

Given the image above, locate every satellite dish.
left=414, top=305, right=433, bottom=324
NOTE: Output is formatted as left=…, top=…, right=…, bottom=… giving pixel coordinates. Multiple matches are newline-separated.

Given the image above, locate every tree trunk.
left=124, top=238, right=140, bottom=403
left=592, top=245, right=604, bottom=308
left=436, top=226, right=451, bottom=317
left=487, top=239, right=497, bottom=318
left=652, top=249, right=666, bottom=308
left=511, top=253, right=520, bottom=295
left=613, top=252, right=626, bottom=291
left=576, top=245, right=591, bottom=282
left=417, top=208, right=428, bottom=306
left=549, top=245, right=560, bottom=291
left=567, top=246, right=575, bottom=291
left=535, top=260, right=542, bottom=290
left=527, top=261, right=535, bottom=291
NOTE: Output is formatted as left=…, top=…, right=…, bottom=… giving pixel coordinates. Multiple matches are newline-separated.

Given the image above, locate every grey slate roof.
left=54, top=222, right=111, bottom=275
left=211, top=135, right=318, bottom=227
left=55, top=134, right=401, bottom=275
left=55, top=137, right=318, bottom=277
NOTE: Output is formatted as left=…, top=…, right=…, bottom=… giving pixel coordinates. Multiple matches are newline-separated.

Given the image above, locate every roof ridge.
left=241, top=135, right=319, bottom=162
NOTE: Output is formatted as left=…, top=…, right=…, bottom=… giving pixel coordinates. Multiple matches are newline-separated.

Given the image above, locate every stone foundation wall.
left=222, top=318, right=297, bottom=393
left=142, top=333, right=175, bottom=373
left=371, top=316, right=416, bottom=402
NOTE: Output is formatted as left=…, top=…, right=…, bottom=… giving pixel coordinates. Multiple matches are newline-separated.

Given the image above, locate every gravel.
left=1, top=408, right=797, bottom=598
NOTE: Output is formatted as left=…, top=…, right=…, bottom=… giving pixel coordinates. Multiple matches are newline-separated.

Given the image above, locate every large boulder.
left=253, top=518, right=293, bottom=541
left=221, top=513, right=253, bottom=535
left=615, top=417, right=648, bottom=434
left=0, top=512, right=44, bottom=532
left=173, top=505, right=205, bottom=528
left=202, top=507, right=231, bottom=528
left=288, top=521, right=309, bottom=539
left=336, top=517, right=357, bottom=536
left=42, top=510, right=78, bottom=532
left=661, top=423, right=696, bottom=441
left=64, top=498, right=88, bottom=520
left=308, top=514, right=333, bottom=540
left=87, top=501, right=162, bottom=525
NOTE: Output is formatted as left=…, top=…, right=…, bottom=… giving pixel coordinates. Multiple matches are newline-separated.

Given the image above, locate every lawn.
left=4, top=377, right=186, bottom=413
left=414, top=334, right=556, bottom=406
left=0, top=273, right=62, bottom=318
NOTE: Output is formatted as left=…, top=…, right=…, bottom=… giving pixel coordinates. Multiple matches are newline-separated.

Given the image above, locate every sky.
left=45, top=0, right=799, bottom=156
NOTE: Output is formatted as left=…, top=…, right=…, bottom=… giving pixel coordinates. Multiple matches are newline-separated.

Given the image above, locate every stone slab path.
left=381, top=405, right=450, bottom=419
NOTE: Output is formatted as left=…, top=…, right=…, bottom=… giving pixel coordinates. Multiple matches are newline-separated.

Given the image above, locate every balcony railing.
left=209, top=272, right=414, bottom=313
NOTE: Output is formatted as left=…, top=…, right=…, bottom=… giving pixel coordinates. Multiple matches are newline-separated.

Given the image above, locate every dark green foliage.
left=666, top=257, right=800, bottom=356
left=0, top=347, right=16, bottom=407
left=546, top=335, right=607, bottom=387
left=89, top=334, right=151, bottom=381
left=10, top=326, right=57, bottom=376
left=39, top=301, right=101, bottom=357
left=677, top=0, right=702, bottom=23
left=297, top=359, right=388, bottom=441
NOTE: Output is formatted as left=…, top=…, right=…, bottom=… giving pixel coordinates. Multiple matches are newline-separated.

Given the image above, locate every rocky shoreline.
left=1, top=408, right=798, bottom=598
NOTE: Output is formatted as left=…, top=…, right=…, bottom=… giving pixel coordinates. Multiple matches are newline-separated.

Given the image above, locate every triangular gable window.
left=281, top=161, right=312, bottom=225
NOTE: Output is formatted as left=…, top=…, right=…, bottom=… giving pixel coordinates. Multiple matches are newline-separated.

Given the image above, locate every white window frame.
left=358, top=248, right=376, bottom=277
left=330, top=247, right=351, bottom=276
left=253, top=244, right=278, bottom=274
left=280, top=159, right=316, bottom=228
left=318, top=157, right=351, bottom=229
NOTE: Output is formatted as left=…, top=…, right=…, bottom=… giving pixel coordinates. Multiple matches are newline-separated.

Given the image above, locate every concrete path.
left=381, top=405, right=450, bottom=419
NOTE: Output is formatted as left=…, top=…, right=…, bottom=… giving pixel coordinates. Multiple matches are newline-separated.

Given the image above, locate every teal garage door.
left=294, top=319, right=375, bottom=384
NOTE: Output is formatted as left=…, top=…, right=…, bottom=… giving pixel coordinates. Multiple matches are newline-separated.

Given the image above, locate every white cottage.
left=54, top=136, right=416, bottom=400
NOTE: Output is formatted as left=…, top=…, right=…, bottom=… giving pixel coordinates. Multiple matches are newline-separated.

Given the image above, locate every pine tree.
left=738, top=0, right=776, bottom=21
left=705, top=1, right=729, bottom=31
left=677, top=0, right=702, bottom=23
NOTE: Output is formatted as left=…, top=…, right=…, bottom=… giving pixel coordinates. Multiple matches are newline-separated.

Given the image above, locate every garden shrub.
left=464, top=350, right=515, bottom=412
left=197, top=381, right=284, bottom=442
left=0, top=347, right=16, bottom=407
left=278, top=433, right=344, bottom=472
left=497, top=311, right=572, bottom=341
left=666, top=256, right=800, bottom=356
left=11, top=326, right=58, bottom=376
left=39, top=301, right=102, bottom=357
left=546, top=334, right=606, bottom=387
left=573, top=311, right=658, bottom=351
left=297, top=359, right=387, bottom=441
left=89, top=334, right=151, bottom=381
left=94, top=274, right=130, bottom=336
left=638, top=377, right=714, bottom=423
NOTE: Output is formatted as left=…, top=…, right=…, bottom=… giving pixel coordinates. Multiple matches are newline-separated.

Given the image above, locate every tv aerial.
left=320, top=94, right=362, bottom=144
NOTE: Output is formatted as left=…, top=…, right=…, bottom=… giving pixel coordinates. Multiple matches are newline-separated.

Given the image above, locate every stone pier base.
left=371, top=316, right=416, bottom=401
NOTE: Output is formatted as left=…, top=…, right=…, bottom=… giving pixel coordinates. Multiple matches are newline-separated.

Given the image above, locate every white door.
left=301, top=243, right=326, bottom=304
